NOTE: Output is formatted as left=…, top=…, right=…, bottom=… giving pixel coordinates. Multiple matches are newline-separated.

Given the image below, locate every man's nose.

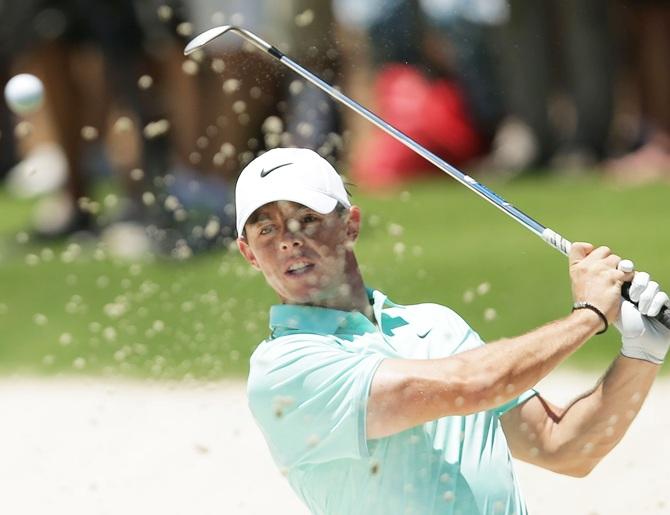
left=280, top=220, right=303, bottom=250
left=280, top=238, right=303, bottom=250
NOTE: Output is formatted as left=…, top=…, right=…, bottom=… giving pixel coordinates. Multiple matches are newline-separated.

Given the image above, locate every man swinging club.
left=236, top=147, right=670, bottom=515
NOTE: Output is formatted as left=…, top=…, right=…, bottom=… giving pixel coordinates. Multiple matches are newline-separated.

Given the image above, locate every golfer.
left=237, top=147, right=669, bottom=515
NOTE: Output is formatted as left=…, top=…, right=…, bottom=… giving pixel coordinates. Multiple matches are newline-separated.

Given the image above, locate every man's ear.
left=238, top=237, right=261, bottom=270
left=345, top=205, right=362, bottom=243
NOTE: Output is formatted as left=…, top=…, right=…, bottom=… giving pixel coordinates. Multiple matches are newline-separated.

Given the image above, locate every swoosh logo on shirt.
left=417, top=329, right=432, bottom=339
left=260, top=162, right=292, bottom=177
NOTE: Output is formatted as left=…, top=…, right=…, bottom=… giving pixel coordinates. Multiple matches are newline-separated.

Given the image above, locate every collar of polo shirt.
left=269, top=288, right=437, bottom=340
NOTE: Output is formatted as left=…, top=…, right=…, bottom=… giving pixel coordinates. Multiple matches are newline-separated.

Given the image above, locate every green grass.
left=1, top=174, right=669, bottom=379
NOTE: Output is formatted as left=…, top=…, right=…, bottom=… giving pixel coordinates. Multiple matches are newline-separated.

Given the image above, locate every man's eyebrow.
left=247, top=210, right=272, bottom=226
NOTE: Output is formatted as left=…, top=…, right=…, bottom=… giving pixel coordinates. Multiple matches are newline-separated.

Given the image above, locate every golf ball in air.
left=4, top=73, right=44, bottom=114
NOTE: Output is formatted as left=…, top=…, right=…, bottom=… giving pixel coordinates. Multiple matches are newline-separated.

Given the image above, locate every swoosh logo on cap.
left=260, top=162, right=292, bottom=177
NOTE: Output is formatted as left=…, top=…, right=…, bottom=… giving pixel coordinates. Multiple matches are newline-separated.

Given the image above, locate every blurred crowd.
left=0, top=0, right=668, bottom=258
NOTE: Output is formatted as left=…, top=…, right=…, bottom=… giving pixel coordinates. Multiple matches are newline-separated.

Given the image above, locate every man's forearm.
left=448, top=309, right=603, bottom=413
left=542, top=355, right=659, bottom=475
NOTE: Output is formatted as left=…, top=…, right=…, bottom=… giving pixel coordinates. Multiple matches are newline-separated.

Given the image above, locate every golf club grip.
left=622, top=283, right=670, bottom=329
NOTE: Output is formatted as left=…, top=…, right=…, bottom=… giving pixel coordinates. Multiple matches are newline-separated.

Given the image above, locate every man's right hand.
left=616, top=272, right=670, bottom=364
left=569, top=243, right=634, bottom=323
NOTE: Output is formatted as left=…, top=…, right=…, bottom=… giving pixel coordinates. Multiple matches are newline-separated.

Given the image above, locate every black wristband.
left=572, top=301, right=608, bottom=335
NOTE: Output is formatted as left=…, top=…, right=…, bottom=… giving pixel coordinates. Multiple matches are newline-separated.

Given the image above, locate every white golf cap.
left=235, top=148, right=351, bottom=236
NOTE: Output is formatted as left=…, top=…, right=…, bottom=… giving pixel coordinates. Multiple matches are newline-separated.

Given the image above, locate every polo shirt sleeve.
left=247, top=335, right=385, bottom=469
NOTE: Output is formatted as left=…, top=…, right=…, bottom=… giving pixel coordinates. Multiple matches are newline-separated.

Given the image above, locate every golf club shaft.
left=185, top=25, right=670, bottom=330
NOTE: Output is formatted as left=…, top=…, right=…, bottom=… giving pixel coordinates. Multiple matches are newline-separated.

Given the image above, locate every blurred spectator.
left=1, top=0, right=181, bottom=240
left=1, top=0, right=246, bottom=256
left=333, top=0, right=500, bottom=189
left=605, top=0, right=670, bottom=183
left=484, top=0, right=615, bottom=175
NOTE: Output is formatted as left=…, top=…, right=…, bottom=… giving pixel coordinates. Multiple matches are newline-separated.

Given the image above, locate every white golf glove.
left=615, top=272, right=670, bottom=365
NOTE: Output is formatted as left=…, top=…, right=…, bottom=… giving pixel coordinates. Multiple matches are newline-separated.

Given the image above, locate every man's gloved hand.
left=615, top=272, right=670, bottom=365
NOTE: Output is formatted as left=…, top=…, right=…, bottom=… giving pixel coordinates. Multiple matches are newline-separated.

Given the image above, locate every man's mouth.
left=286, top=261, right=315, bottom=275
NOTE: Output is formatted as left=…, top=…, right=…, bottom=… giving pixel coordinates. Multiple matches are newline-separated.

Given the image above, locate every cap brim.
left=236, top=187, right=339, bottom=236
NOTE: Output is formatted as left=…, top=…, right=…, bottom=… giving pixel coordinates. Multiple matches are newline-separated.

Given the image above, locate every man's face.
left=238, top=201, right=360, bottom=305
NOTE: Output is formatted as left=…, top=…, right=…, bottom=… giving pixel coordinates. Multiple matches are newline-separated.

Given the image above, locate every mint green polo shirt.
left=247, top=288, right=537, bottom=515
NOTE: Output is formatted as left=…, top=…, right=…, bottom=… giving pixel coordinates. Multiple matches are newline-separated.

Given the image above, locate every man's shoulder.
left=390, top=300, right=460, bottom=316
left=249, top=332, right=344, bottom=370
left=382, top=298, right=482, bottom=354
left=386, top=299, right=472, bottom=329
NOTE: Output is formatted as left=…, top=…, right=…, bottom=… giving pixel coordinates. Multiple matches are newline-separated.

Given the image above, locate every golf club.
left=184, top=25, right=670, bottom=329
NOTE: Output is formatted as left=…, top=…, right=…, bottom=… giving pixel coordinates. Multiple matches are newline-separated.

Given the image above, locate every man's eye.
left=302, top=215, right=318, bottom=223
left=259, top=225, right=274, bottom=235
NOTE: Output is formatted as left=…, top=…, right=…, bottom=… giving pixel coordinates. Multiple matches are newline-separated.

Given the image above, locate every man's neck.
left=318, top=275, right=373, bottom=320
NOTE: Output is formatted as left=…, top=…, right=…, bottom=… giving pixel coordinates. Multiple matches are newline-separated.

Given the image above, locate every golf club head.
left=184, top=25, right=233, bottom=55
